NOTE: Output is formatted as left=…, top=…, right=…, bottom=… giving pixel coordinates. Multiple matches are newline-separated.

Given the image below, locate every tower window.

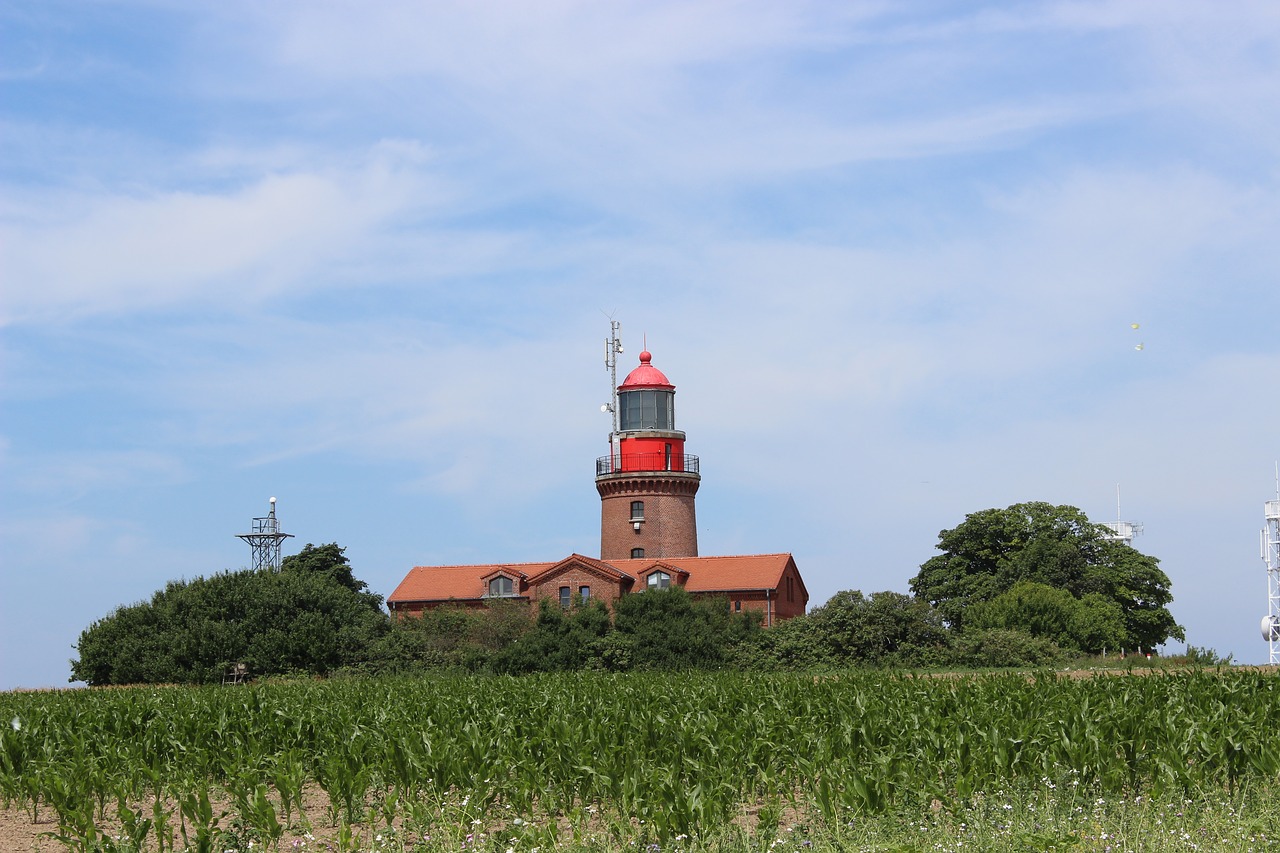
left=487, top=576, right=514, bottom=597
left=559, top=586, right=571, bottom=608
left=631, top=548, right=645, bottom=559
left=630, top=500, right=645, bottom=521
left=647, top=571, right=671, bottom=590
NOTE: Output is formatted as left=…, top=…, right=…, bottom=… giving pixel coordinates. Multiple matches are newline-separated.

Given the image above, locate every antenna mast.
left=237, top=497, right=294, bottom=572
left=1100, top=484, right=1143, bottom=545
left=1263, top=464, right=1280, bottom=664
left=603, top=319, right=623, bottom=468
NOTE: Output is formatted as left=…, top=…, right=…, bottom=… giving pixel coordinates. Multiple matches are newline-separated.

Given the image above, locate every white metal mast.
left=602, top=320, right=623, bottom=471
left=1101, top=484, right=1142, bottom=545
left=1262, top=464, right=1280, bottom=664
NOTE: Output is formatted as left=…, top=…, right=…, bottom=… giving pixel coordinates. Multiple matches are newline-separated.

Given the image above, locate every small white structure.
left=1100, top=485, right=1142, bottom=546
left=1262, top=477, right=1280, bottom=664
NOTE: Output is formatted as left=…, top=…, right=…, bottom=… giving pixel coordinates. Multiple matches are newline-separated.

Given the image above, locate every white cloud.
left=0, top=142, right=440, bottom=325
left=187, top=2, right=1132, bottom=192
left=258, top=0, right=821, bottom=86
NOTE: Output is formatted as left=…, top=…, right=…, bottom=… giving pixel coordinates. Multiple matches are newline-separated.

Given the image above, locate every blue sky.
left=3, top=1, right=1278, bottom=688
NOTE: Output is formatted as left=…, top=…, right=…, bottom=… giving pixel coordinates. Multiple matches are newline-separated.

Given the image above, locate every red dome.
left=619, top=350, right=674, bottom=390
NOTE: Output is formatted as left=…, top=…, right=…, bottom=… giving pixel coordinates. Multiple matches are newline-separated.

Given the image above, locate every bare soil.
left=0, top=786, right=343, bottom=853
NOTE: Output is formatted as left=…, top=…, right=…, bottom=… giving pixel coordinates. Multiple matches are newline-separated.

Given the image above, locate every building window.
left=647, top=571, right=671, bottom=590
left=630, top=500, right=645, bottom=521
left=735, top=600, right=741, bottom=612
left=559, top=586, right=571, bottom=608
left=631, top=547, right=645, bottom=559
left=787, top=575, right=794, bottom=602
left=487, top=576, right=513, bottom=597
left=579, top=585, right=591, bottom=602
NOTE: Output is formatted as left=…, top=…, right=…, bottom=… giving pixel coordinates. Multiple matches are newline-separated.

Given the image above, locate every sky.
left=2, top=0, right=1279, bottom=689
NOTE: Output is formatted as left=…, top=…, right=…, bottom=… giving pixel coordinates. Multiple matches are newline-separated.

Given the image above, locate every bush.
left=1181, top=645, right=1234, bottom=667
left=949, top=628, right=1063, bottom=668
left=71, top=544, right=387, bottom=685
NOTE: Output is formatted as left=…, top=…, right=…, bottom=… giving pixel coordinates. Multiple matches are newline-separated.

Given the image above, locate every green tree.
left=71, top=545, right=387, bottom=685
left=910, top=502, right=1184, bottom=649
left=949, top=628, right=1063, bottom=668
left=735, top=610, right=819, bottom=671
left=493, top=598, right=613, bottom=673
left=966, top=580, right=1127, bottom=653
left=612, top=586, right=745, bottom=670
left=807, top=590, right=951, bottom=667
left=281, top=542, right=372, bottom=597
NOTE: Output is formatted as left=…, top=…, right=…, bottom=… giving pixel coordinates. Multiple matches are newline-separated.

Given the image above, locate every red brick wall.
left=597, top=473, right=700, bottom=560
left=699, top=570, right=808, bottom=625
left=527, top=569, right=627, bottom=609
left=773, top=563, right=808, bottom=620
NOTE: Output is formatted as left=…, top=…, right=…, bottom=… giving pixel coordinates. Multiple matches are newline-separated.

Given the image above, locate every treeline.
left=367, top=585, right=1144, bottom=677
left=71, top=544, right=386, bottom=685
left=72, top=502, right=1197, bottom=685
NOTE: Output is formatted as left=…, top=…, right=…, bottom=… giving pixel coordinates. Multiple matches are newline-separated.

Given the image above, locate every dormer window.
left=647, top=571, right=671, bottom=590
left=487, top=576, right=514, bottom=597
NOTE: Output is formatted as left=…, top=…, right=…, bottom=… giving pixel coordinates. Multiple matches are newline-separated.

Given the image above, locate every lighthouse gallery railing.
left=596, top=453, right=700, bottom=476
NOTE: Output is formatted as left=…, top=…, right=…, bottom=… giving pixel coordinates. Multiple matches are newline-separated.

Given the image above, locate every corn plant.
left=2, top=669, right=1278, bottom=849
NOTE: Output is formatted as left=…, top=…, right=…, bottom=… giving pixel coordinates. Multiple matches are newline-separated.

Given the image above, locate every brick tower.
left=596, top=347, right=700, bottom=560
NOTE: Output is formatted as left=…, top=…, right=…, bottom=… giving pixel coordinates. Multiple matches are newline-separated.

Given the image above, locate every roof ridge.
left=410, top=559, right=559, bottom=571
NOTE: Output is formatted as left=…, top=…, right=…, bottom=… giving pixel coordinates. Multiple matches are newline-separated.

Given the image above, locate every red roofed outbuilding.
left=388, top=552, right=808, bottom=625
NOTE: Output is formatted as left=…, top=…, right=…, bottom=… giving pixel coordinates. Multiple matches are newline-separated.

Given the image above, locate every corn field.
left=1, top=670, right=1278, bottom=851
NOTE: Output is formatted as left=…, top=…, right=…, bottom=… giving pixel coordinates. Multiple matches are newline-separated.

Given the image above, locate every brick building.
left=388, top=552, right=808, bottom=625
left=387, top=343, right=808, bottom=623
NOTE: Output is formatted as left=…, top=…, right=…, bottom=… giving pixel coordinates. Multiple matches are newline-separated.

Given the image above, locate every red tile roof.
left=387, top=552, right=802, bottom=604
left=525, top=554, right=633, bottom=585
left=389, top=560, right=557, bottom=603
left=611, top=554, right=800, bottom=595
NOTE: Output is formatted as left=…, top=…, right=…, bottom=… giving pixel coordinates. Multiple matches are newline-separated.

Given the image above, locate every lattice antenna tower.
left=600, top=319, right=623, bottom=465
left=1261, top=464, right=1280, bottom=664
left=237, top=496, right=293, bottom=572
left=1100, top=484, right=1143, bottom=545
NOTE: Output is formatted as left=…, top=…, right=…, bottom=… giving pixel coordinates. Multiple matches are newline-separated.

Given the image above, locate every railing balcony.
left=596, top=453, right=700, bottom=476
left=249, top=517, right=280, bottom=535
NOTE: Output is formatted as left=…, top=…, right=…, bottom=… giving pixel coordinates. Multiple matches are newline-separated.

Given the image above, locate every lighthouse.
left=389, top=324, right=808, bottom=622
left=596, top=345, right=701, bottom=561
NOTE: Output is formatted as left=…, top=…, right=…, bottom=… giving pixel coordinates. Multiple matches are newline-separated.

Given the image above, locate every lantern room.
left=601, top=350, right=697, bottom=476
left=618, top=351, right=675, bottom=432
